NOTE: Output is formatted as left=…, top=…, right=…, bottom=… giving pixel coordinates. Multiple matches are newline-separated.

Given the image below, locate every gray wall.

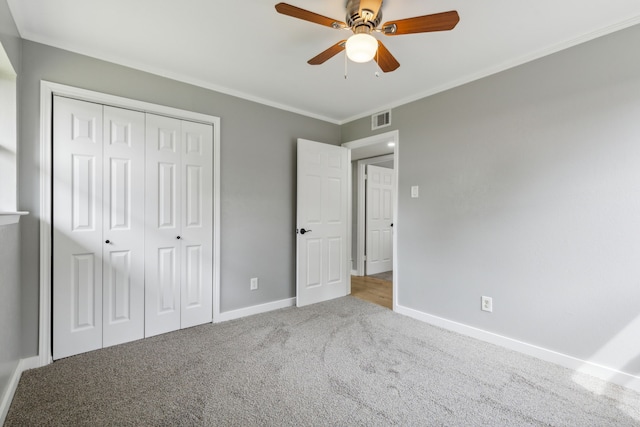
left=7, top=0, right=640, bottom=384
left=18, top=40, right=340, bottom=356
left=0, top=0, right=22, bottom=402
left=343, top=24, right=640, bottom=379
left=0, top=0, right=20, bottom=74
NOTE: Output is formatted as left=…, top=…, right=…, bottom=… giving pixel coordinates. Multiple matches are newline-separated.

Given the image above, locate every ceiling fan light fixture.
left=346, top=33, right=377, bottom=63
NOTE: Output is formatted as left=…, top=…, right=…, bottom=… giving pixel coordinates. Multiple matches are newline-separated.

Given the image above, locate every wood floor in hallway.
left=350, top=275, right=392, bottom=309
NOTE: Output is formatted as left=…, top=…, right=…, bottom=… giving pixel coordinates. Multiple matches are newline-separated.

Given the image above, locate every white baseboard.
left=0, top=356, right=40, bottom=425
left=395, top=305, right=640, bottom=394
left=215, top=297, right=296, bottom=323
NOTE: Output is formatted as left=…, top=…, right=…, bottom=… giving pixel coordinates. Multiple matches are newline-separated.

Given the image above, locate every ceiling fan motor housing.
left=346, top=0, right=382, bottom=33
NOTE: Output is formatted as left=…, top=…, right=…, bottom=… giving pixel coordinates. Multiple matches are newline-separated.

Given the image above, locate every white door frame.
left=342, top=130, right=399, bottom=311
left=38, top=81, right=221, bottom=366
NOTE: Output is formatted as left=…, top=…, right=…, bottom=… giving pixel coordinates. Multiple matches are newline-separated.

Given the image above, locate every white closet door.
left=180, top=121, right=213, bottom=328
left=102, top=106, right=146, bottom=347
left=53, top=96, right=104, bottom=360
left=145, top=114, right=182, bottom=337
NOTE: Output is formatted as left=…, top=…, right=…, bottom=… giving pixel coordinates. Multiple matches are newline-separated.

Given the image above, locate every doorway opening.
left=342, top=130, right=398, bottom=310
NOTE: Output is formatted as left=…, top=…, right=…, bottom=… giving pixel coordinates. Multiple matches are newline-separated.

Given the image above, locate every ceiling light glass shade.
left=346, top=33, right=378, bottom=63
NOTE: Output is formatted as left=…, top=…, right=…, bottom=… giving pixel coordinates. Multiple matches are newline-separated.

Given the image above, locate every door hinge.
left=363, top=255, right=367, bottom=261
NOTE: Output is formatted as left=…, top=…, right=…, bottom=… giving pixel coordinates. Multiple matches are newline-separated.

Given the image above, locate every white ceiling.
left=7, top=0, right=640, bottom=123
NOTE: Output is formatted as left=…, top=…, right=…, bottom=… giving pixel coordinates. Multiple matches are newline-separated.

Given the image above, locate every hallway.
left=350, top=272, right=392, bottom=309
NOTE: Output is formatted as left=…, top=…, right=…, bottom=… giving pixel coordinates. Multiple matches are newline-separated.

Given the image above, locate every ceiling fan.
left=275, top=0, right=460, bottom=73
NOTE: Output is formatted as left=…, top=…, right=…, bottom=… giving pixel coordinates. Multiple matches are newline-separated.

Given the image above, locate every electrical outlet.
left=250, top=277, right=258, bottom=291
left=481, top=296, right=493, bottom=312
left=411, top=185, right=419, bottom=198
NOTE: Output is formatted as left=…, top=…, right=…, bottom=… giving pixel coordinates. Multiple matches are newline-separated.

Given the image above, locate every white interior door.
left=102, top=106, right=145, bottom=347
left=296, top=139, right=350, bottom=307
left=366, top=164, right=394, bottom=275
left=53, top=96, right=104, bottom=360
left=180, top=120, right=213, bottom=328
left=145, top=113, right=182, bottom=337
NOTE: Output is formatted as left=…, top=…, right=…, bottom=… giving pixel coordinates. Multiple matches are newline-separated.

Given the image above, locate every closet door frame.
left=39, top=81, right=221, bottom=366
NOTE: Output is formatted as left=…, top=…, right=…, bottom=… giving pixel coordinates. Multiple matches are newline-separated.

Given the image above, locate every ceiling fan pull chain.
left=344, top=52, right=348, bottom=79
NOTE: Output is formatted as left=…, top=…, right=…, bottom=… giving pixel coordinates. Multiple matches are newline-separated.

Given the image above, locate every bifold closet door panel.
left=180, top=121, right=213, bottom=328
left=102, top=106, right=146, bottom=348
left=145, top=113, right=182, bottom=337
left=53, top=96, right=216, bottom=356
left=53, top=96, right=104, bottom=360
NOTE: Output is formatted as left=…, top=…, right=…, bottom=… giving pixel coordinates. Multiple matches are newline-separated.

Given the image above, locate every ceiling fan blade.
left=382, top=11, right=459, bottom=36
left=308, top=41, right=347, bottom=65
left=275, top=3, right=346, bottom=29
left=359, top=0, right=383, bottom=19
left=374, top=41, right=400, bottom=72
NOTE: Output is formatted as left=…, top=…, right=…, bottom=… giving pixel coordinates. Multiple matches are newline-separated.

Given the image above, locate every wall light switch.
left=411, top=186, right=419, bottom=198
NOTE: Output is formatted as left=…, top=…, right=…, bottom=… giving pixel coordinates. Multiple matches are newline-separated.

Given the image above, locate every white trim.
left=38, top=81, right=52, bottom=367
left=342, top=130, right=399, bottom=311
left=43, top=82, right=218, bottom=124
left=342, top=133, right=396, bottom=151
left=340, top=15, right=640, bottom=125
left=16, top=34, right=340, bottom=125
left=0, top=356, right=40, bottom=425
left=391, top=139, right=399, bottom=312
left=396, top=304, right=640, bottom=394
left=216, top=298, right=296, bottom=323
left=0, top=212, right=28, bottom=225
left=0, top=47, right=19, bottom=215
left=346, top=148, right=353, bottom=296
left=17, top=14, right=640, bottom=126
left=38, top=81, right=222, bottom=365
left=357, top=160, right=365, bottom=276
left=212, top=108, right=222, bottom=323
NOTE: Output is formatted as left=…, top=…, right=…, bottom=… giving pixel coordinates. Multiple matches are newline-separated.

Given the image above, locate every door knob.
left=105, top=240, right=111, bottom=244
left=177, top=236, right=181, bottom=240
left=299, top=228, right=312, bottom=235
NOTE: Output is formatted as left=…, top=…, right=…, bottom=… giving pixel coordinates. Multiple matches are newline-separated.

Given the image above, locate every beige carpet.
left=6, top=297, right=640, bottom=426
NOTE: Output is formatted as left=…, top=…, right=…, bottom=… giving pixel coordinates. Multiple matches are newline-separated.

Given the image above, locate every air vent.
left=372, top=110, right=391, bottom=130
